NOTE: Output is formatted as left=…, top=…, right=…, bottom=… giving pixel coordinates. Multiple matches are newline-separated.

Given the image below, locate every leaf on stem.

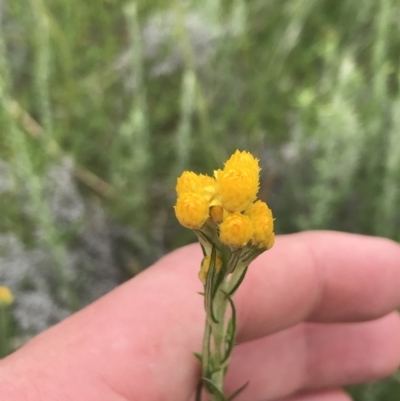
left=205, top=245, right=219, bottom=323
left=227, top=266, right=248, bottom=296
left=226, top=248, right=242, bottom=274
left=220, top=292, right=236, bottom=365
left=211, top=248, right=241, bottom=301
left=227, top=382, right=249, bottom=401
left=199, top=242, right=207, bottom=257
left=202, top=377, right=227, bottom=401
left=195, top=230, right=214, bottom=251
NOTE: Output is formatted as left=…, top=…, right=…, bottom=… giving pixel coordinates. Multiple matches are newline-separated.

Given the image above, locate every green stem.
left=201, top=320, right=212, bottom=378
left=201, top=261, right=249, bottom=400
left=210, top=289, right=229, bottom=386
left=0, top=306, right=10, bottom=358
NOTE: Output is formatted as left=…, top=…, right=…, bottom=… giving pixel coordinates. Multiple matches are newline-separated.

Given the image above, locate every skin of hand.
left=1, top=231, right=400, bottom=401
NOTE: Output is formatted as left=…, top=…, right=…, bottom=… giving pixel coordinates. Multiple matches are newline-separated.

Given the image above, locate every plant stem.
left=201, top=263, right=248, bottom=401
left=0, top=306, right=10, bottom=358
left=210, top=288, right=229, bottom=391
left=201, top=319, right=212, bottom=379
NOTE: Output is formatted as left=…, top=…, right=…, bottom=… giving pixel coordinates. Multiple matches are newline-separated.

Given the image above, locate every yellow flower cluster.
left=175, top=150, right=274, bottom=250
left=174, top=172, right=217, bottom=229
left=215, top=150, right=260, bottom=212
left=0, top=286, right=14, bottom=306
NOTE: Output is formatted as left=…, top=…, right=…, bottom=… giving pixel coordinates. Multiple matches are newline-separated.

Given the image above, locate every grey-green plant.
left=1, top=0, right=400, bottom=398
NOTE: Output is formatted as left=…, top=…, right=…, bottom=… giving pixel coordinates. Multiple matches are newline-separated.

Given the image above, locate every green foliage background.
left=1, top=0, right=400, bottom=399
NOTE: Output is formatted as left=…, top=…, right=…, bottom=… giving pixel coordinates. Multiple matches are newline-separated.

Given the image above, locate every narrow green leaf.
left=199, top=242, right=207, bottom=257
left=212, top=249, right=240, bottom=300
left=208, top=354, right=221, bottom=374
left=195, top=230, right=214, bottom=246
left=226, top=316, right=234, bottom=341
left=205, top=245, right=219, bottom=323
left=204, top=246, right=214, bottom=305
left=197, top=292, right=205, bottom=296
left=209, top=305, right=219, bottom=324
left=220, top=292, right=236, bottom=365
left=226, top=249, right=241, bottom=274
left=201, top=322, right=212, bottom=378
left=202, top=377, right=227, bottom=401
left=193, top=352, right=203, bottom=362
left=239, top=249, right=254, bottom=263
left=227, top=381, right=249, bottom=401
left=227, top=266, right=248, bottom=296
left=194, top=230, right=214, bottom=258
left=212, top=260, right=227, bottom=299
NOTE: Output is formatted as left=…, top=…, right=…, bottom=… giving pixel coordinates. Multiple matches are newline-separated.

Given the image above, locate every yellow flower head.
left=176, top=171, right=217, bottom=202
left=0, top=286, right=14, bottom=306
left=215, top=151, right=260, bottom=212
left=262, top=231, right=275, bottom=250
left=175, top=192, right=210, bottom=229
left=174, top=151, right=275, bottom=252
left=198, top=255, right=223, bottom=284
left=245, top=199, right=272, bottom=218
left=223, top=150, right=260, bottom=177
left=219, top=213, right=253, bottom=247
left=245, top=200, right=274, bottom=244
left=176, top=171, right=200, bottom=194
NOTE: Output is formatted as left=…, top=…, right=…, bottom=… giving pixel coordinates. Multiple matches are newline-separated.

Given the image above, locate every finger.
left=225, top=313, right=400, bottom=401
left=235, top=231, right=400, bottom=341
left=1, top=232, right=400, bottom=401
left=276, top=388, right=352, bottom=401
left=0, top=255, right=205, bottom=401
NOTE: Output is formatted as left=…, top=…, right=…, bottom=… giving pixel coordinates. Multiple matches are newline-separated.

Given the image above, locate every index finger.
left=235, top=231, right=400, bottom=341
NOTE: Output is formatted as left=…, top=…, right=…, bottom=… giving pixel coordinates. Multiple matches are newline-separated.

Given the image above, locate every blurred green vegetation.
left=1, top=0, right=400, bottom=399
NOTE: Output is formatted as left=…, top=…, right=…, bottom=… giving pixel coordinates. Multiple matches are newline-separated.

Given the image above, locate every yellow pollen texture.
left=251, top=215, right=274, bottom=243
left=263, top=232, right=275, bottom=250
left=215, top=150, right=260, bottom=212
left=245, top=200, right=274, bottom=244
left=245, top=200, right=272, bottom=217
left=219, top=213, right=253, bottom=247
left=175, top=193, right=210, bottom=229
left=217, top=169, right=258, bottom=212
left=176, top=171, right=200, bottom=195
left=223, top=150, right=260, bottom=175
left=176, top=172, right=217, bottom=202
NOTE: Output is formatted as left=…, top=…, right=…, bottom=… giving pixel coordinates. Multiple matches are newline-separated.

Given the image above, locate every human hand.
left=1, top=231, right=400, bottom=401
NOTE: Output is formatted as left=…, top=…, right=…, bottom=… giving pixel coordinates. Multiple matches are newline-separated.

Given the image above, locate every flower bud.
left=219, top=213, right=253, bottom=247
left=174, top=193, right=210, bottom=229
left=245, top=200, right=274, bottom=245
